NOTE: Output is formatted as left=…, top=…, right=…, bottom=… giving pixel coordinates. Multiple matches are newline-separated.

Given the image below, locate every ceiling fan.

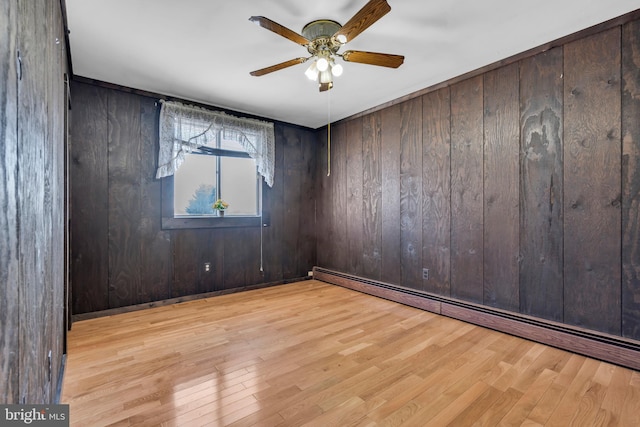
left=249, top=0, right=404, bottom=92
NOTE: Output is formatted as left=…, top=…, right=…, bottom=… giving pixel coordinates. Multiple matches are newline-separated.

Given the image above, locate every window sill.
left=162, top=216, right=264, bottom=230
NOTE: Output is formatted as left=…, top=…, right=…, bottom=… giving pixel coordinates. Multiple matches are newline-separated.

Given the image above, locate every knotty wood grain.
left=346, top=117, right=364, bottom=276
left=331, top=122, right=349, bottom=273
left=21, top=0, right=44, bottom=402
left=70, top=82, right=110, bottom=314
left=108, top=90, right=142, bottom=308
left=319, top=122, right=348, bottom=272
left=282, top=124, right=303, bottom=279
left=621, top=20, right=640, bottom=341
left=0, top=0, right=19, bottom=404
left=362, top=111, right=383, bottom=279
left=47, top=0, right=67, bottom=391
left=399, top=97, right=423, bottom=289
left=14, top=0, right=67, bottom=403
left=519, top=48, right=564, bottom=322
left=421, top=88, right=451, bottom=296
left=483, top=63, right=519, bottom=311
left=43, top=0, right=58, bottom=401
left=450, top=76, right=484, bottom=303
left=564, top=28, right=622, bottom=335
left=381, top=104, right=402, bottom=285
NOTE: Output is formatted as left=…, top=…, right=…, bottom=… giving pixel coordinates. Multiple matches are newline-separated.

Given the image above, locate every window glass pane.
left=221, top=157, right=258, bottom=215
left=174, top=153, right=217, bottom=216
left=173, top=154, right=259, bottom=217
left=219, top=136, right=246, bottom=152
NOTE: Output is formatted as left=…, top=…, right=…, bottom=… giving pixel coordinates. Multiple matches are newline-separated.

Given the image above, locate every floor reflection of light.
left=168, top=361, right=268, bottom=425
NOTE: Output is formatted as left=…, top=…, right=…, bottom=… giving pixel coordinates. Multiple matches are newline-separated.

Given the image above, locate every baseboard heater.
left=313, top=267, right=640, bottom=371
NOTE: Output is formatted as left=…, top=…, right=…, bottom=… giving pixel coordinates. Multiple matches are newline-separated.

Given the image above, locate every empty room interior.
left=3, top=0, right=640, bottom=425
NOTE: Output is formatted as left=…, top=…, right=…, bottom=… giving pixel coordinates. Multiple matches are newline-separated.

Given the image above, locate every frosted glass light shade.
left=316, top=57, right=329, bottom=72
left=305, top=62, right=318, bottom=80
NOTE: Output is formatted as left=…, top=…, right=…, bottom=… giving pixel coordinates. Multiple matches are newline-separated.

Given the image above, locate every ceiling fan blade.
left=250, top=57, right=308, bottom=76
left=249, top=16, right=310, bottom=46
left=333, top=0, right=391, bottom=43
left=342, top=50, right=404, bottom=68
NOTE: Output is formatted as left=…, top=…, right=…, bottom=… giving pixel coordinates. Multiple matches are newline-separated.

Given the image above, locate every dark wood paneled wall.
left=450, top=76, right=484, bottom=304
left=622, top=20, right=640, bottom=339
left=421, top=88, right=451, bottom=295
left=483, top=64, right=519, bottom=311
left=563, top=29, right=622, bottom=335
left=318, top=17, right=640, bottom=341
left=361, top=113, right=383, bottom=278
left=518, top=47, right=564, bottom=322
left=380, top=105, right=402, bottom=285
left=1, top=0, right=67, bottom=403
left=70, top=81, right=317, bottom=314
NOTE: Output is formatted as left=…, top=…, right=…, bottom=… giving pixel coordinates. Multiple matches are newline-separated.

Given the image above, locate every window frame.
left=161, top=143, right=263, bottom=230
left=156, top=100, right=274, bottom=230
left=161, top=175, right=263, bottom=229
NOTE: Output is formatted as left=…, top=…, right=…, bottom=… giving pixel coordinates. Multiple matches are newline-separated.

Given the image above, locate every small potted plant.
left=212, top=198, right=229, bottom=217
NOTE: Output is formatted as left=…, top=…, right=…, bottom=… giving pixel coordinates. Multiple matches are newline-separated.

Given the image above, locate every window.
left=156, top=100, right=274, bottom=229
left=173, top=139, right=260, bottom=217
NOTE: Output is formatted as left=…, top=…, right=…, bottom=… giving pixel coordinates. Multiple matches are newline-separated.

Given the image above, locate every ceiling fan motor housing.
left=302, top=20, right=343, bottom=55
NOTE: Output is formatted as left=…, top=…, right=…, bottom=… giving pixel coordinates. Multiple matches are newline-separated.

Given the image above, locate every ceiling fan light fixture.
left=305, top=61, right=318, bottom=80
left=331, top=62, right=343, bottom=77
left=316, top=57, right=329, bottom=72
left=336, top=34, right=347, bottom=44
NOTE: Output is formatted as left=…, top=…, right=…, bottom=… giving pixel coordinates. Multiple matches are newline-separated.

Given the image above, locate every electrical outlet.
left=308, top=270, right=314, bottom=277
left=204, top=262, right=211, bottom=272
left=422, top=268, right=429, bottom=280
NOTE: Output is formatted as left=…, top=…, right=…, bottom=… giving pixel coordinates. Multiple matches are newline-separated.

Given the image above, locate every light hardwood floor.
left=62, top=280, right=640, bottom=426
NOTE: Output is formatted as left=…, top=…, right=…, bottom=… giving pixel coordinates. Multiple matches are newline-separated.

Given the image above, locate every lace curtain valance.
left=156, top=100, right=275, bottom=187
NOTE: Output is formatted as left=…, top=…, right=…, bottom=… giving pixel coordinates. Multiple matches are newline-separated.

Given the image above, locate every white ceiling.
left=66, top=0, right=640, bottom=129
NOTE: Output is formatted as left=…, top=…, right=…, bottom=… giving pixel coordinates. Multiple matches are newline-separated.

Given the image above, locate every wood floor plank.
left=619, top=372, right=640, bottom=427
left=599, top=365, right=633, bottom=425
left=542, top=357, right=600, bottom=426
left=499, top=368, right=557, bottom=425
left=61, top=281, right=640, bottom=426
left=426, top=382, right=500, bottom=426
